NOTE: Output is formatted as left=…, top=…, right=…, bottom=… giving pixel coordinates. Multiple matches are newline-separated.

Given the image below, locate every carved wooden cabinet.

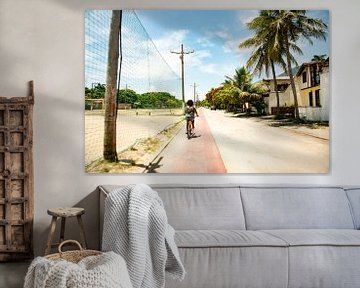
left=0, top=81, right=34, bottom=261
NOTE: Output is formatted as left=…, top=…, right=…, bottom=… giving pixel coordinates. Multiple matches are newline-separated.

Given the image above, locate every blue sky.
left=85, top=10, right=329, bottom=101
left=136, top=10, right=329, bottom=100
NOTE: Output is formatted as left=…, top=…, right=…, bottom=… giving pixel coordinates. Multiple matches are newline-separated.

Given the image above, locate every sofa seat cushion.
left=175, top=230, right=288, bottom=248
left=166, top=246, right=289, bottom=288
left=260, top=230, right=360, bottom=288
left=262, top=229, right=360, bottom=246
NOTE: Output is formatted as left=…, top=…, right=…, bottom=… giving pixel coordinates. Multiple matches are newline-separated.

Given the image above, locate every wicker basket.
left=45, top=240, right=102, bottom=263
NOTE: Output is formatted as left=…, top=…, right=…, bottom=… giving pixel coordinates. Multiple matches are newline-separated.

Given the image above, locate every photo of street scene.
left=85, top=10, right=329, bottom=173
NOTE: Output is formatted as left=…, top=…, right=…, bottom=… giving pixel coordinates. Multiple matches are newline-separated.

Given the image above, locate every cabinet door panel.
left=0, top=90, right=33, bottom=261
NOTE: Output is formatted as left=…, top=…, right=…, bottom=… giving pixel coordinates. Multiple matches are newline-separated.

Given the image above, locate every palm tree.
left=224, top=66, right=252, bottom=91
left=312, top=54, right=327, bottom=61
left=269, top=10, right=327, bottom=118
left=223, top=67, right=268, bottom=113
left=239, top=10, right=300, bottom=117
left=103, top=10, right=121, bottom=161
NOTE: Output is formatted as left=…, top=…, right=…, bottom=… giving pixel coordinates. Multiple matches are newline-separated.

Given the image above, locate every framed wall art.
left=85, top=9, right=329, bottom=174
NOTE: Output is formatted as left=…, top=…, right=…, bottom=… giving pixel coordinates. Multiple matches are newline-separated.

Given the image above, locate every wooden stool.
left=45, top=207, right=87, bottom=255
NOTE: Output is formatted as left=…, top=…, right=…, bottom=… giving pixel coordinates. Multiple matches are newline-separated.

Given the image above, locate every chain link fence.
left=85, top=10, right=182, bottom=167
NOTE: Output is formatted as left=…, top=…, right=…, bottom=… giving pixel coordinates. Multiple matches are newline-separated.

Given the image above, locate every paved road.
left=149, top=108, right=329, bottom=173
left=148, top=108, right=226, bottom=173
left=202, top=109, right=329, bottom=173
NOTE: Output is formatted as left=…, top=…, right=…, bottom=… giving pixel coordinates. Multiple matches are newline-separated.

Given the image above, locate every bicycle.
left=186, top=117, right=194, bottom=139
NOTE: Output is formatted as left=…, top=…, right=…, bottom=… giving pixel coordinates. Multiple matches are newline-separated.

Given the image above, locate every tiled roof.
left=296, top=58, right=330, bottom=76
left=277, top=66, right=300, bottom=77
left=262, top=58, right=329, bottom=82
left=263, top=76, right=291, bottom=81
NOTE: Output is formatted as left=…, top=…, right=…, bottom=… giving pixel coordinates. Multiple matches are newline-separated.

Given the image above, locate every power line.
left=133, top=11, right=180, bottom=78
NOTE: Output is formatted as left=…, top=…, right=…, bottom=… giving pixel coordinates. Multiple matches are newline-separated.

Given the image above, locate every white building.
left=263, top=58, right=329, bottom=121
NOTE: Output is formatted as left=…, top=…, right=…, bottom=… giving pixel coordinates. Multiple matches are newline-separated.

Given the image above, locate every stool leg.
left=60, top=217, right=66, bottom=243
left=45, top=216, right=57, bottom=255
left=77, top=215, right=87, bottom=249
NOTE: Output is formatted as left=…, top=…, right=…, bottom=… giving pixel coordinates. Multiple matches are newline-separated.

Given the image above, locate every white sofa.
left=99, top=185, right=360, bottom=288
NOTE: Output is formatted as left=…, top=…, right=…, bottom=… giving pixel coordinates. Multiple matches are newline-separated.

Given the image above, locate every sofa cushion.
left=261, top=230, right=360, bottom=287
left=100, top=185, right=246, bottom=230
left=262, top=229, right=360, bottom=246
left=154, top=186, right=246, bottom=230
left=175, top=230, right=288, bottom=248
left=241, top=187, right=355, bottom=230
left=165, top=246, right=288, bottom=288
left=287, top=246, right=360, bottom=288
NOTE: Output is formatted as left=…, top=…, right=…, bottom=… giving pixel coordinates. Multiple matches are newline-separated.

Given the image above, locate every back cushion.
left=241, top=187, right=355, bottom=230
left=154, top=186, right=246, bottom=230
left=345, top=188, right=360, bottom=229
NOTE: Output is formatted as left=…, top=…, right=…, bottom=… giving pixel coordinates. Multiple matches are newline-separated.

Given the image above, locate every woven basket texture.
left=45, top=240, right=102, bottom=263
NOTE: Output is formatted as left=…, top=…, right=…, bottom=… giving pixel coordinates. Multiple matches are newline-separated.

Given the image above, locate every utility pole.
left=104, top=10, right=121, bottom=162
left=171, top=44, right=194, bottom=105
left=190, top=82, right=198, bottom=103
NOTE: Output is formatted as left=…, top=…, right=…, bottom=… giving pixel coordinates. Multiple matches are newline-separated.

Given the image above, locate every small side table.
left=45, top=207, right=87, bottom=255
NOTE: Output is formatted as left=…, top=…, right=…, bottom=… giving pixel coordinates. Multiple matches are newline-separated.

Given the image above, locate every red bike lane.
left=148, top=107, right=227, bottom=173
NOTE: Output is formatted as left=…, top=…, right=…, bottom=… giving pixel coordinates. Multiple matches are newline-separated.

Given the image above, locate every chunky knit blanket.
left=102, top=184, right=185, bottom=288
left=24, top=251, right=132, bottom=288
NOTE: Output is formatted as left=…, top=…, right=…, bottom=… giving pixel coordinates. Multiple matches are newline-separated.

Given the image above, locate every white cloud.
left=199, top=63, right=218, bottom=75
left=214, top=30, right=231, bottom=40
left=237, top=10, right=258, bottom=27
left=185, top=49, right=217, bottom=75
left=188, top=49, right=212, bottom=63
left=203, top=11, right=258, bottom=54
left=151, top=29, right=190, bottom=73
left=203, top=27, right=245, bottom=54
left=117, top=29, right=186, bottom=81
left=205, top=28, right=231, bottom=41
left=223, top=38, right=241, bottom=54
left=152, top=30, right=189, bottom=51
left=196, top=37, right=215, bottom=48
left=150, top=32, right=216, bottom=79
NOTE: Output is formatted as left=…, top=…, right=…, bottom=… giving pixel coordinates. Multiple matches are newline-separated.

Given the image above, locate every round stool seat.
left=47, top=207, right=85, bottom=218
left=45, top=207, right=87, bottom=255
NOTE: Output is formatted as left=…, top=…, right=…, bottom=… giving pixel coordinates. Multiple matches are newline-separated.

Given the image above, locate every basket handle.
left=58, top=240, right=83, bottom=255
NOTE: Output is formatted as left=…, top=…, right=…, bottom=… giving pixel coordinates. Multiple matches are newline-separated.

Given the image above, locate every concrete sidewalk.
left=252, top=116, right=329, bottom=140
left=279, top=125, right=329, bottom=140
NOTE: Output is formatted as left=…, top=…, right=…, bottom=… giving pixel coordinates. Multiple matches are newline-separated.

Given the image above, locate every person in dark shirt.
left=184, top=99, right=199, bottom=130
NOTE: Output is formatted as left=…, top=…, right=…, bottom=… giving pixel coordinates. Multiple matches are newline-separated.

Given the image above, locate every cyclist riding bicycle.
left=184, top=99, right=198, bottom=132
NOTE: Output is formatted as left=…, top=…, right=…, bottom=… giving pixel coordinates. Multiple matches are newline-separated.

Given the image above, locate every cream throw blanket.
left=102, top=184, right=185, bottom=288
left=24, top=251, right=132, bottom=288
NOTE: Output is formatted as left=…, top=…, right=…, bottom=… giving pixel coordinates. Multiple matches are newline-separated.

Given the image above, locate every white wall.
left=321, top=66, right=330, bottom=121
left=1, top=0, right=360, bottom=256
left=299, top=107, right=323, bottom=121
